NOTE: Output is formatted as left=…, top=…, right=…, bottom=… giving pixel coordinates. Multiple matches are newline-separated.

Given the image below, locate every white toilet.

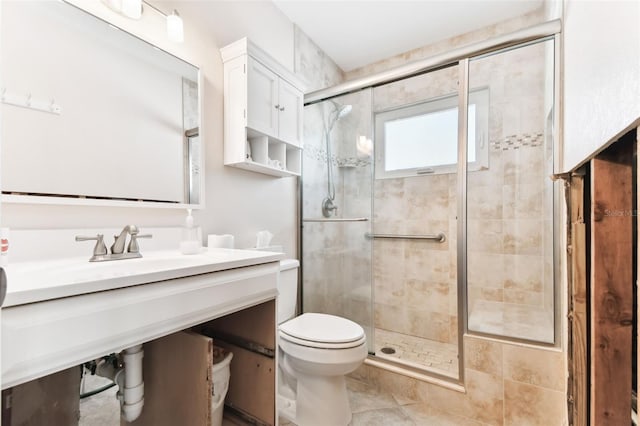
left=278, top=259, right=367, bottom=426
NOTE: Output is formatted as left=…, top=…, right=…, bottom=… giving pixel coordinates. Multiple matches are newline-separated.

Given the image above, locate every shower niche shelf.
left=221, top=38, right=305, bottom=178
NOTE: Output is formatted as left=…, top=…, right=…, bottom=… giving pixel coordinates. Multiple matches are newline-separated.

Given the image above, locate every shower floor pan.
left=374, top=328, right=458, bottom=378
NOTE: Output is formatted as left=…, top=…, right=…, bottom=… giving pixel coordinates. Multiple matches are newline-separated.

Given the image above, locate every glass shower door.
left=370, top=65, right=461, bottom=379
left=301, top=89, right=374, bottom=353
left=466, top=38, right=556, bottom=344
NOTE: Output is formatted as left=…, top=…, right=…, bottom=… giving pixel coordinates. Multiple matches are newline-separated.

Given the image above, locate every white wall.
left=0, top=0, right=298, bottom=257
left=165, top=0, right=296, bottom=72
left=562, top=0, right=640, bottom=172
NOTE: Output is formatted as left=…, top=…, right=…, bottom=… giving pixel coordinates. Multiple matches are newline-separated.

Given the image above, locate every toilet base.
left=277, top=394, right=297, bottom=424
left=282, top=372, right=352, bottom=426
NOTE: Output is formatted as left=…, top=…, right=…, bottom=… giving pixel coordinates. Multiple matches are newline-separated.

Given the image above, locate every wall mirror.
left=1, top=1, right=202, bottom=207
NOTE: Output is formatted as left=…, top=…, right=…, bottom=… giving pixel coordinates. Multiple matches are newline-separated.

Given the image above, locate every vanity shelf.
left=221, top=38, right=305, bottom=178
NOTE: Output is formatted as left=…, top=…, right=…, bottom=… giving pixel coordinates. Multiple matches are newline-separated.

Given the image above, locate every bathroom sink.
left=3, top=248, right=283, bottom=307
left=2, top=244, right=283, bottom=391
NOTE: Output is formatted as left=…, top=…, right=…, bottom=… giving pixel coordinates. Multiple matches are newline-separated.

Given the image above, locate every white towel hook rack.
left=1, top=89, right=62, bottom=115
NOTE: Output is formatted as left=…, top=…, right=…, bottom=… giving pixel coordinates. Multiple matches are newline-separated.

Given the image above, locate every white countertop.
left=3, top=248, right=284, bottom=307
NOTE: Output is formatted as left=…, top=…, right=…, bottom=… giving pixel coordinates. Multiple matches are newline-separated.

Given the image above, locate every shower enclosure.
left=301, top=23, right=559, bottom=381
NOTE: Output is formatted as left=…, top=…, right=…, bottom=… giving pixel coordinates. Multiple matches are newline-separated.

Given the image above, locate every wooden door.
left=127, top=332, right=213, bottom=426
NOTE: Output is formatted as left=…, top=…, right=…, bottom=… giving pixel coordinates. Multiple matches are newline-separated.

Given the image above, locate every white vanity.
left=2, top=233, right=282, bottom=425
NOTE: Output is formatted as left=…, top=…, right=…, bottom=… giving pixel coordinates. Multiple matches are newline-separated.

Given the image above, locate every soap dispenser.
left=180, top=209, right=202, bottom=255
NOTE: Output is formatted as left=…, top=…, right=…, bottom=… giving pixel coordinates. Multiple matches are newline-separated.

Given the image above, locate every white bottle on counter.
left=179, top=209, right=202, bottom=255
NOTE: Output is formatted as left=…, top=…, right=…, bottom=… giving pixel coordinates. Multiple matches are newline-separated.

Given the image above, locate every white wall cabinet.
left=222, top=38, right=305, bottom=177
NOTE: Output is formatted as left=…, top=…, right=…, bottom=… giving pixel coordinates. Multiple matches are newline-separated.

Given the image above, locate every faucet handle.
left=128, top=234, right=152, bottom=254
left=75, top=234, right=108, bottom=257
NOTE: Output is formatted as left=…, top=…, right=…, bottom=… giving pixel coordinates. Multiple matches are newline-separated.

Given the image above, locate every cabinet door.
left=247, top=58, right=279, bottom=138
left=125, top=331, right=213, bottom=426
left=277, top=79, right=303, bottom=146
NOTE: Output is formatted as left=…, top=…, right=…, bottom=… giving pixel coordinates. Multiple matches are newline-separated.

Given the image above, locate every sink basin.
left=3, top=248, right=283, bottom=307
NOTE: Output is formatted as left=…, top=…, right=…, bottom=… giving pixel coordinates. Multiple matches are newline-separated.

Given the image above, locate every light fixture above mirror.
left=101, top=0, right=184, bottom=43
left=166, top=10, right=184, bottom=43
left=102, top=0, right=142, bottom=19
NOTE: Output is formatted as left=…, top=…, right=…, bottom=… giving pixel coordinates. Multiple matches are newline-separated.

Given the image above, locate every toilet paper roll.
left=208, top=234, right=234, bottom=249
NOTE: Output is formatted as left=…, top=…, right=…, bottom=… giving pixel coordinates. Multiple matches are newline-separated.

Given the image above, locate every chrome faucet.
left=111, top=225, right=138, bottom=255
left=76, top=226, right=152, bottom=262
left=322, top=197, right=338, bottom=217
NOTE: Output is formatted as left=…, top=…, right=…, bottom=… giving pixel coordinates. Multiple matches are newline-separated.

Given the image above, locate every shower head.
left=327, top=101, right=352, bottom=131
left=330, top=100, right=352, bottom=119
left=336, top=104, right=352, bottom=119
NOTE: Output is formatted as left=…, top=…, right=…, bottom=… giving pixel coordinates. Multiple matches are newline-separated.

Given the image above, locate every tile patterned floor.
left=374, top=328, right=458, bottom=378
left=80, top=369, right=473, bottom=425
left=279, top=377, right=482, bottom=426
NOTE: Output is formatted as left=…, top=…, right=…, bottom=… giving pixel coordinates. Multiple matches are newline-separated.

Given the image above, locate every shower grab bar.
left=303, top=217, right=369, bottom=222
left=365, top=232, right=446, bottom=243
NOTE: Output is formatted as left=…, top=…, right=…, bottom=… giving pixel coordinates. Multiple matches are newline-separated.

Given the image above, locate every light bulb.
left=167, top=10, right=184, bottom=43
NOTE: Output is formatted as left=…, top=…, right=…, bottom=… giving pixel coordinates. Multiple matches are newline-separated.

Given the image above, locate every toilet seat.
left=280, top=331, right=366, bottom=349
left=279, top=313, right=365, bottom=349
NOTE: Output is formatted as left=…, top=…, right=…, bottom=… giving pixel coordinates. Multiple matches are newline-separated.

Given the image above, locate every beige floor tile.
left=402, top=404, right=489, bottom=426
left=347, top=377, right=398, bottom=414
left=350, top=407, right=415, bottom=426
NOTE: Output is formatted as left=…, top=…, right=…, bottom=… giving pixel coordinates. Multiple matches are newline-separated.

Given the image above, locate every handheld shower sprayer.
left=322, top=101, right=352, bottom=217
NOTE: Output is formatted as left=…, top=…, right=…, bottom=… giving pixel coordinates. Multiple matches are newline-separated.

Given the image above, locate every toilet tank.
left=278, top=259, right=299, bottom=324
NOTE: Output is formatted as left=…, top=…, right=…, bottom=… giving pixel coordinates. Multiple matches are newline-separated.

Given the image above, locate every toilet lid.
left=279, top=313, right=365, bottom=344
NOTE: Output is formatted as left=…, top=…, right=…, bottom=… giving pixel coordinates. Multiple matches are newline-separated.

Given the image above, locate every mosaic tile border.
left=491, top=132, right=544, bottom=151
left=304, top=145, right=371, bottom=168
left=305, top=131, right=544, bottom=167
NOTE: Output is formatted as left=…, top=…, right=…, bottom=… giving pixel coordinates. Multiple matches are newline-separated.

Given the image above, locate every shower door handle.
left=365, top=232, right=446, bottom=243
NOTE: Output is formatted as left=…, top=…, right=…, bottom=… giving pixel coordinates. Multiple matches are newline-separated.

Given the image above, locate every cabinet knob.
left=279, top=106, right=285, bottom=111
left=274, top=104, right=280, bottom=109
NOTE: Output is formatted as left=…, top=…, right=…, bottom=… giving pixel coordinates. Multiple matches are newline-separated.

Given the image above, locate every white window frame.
left=374, top=88, right=489, bottom=179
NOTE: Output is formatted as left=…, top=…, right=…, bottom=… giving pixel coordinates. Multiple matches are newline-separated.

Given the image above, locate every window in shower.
left=374, top=89, right=488, bottom=179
